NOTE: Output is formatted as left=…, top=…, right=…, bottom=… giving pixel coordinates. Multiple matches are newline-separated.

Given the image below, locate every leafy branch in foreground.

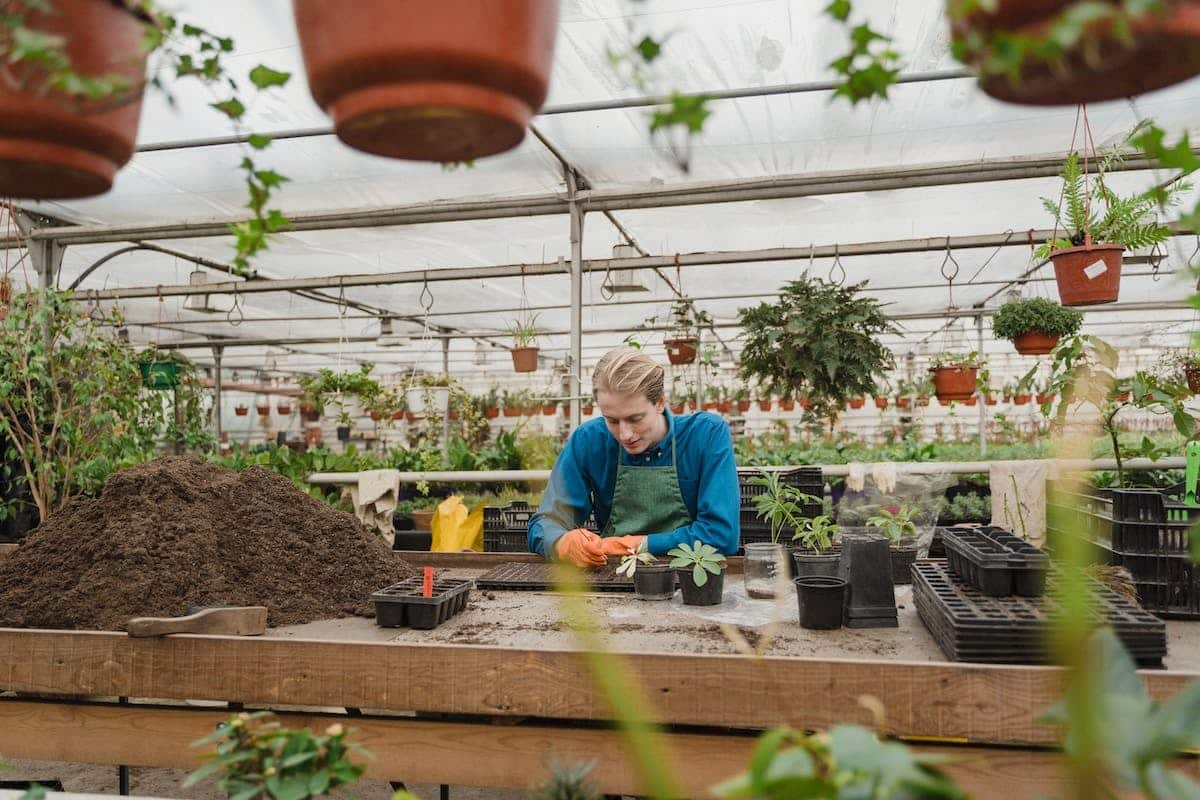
left=824, top=0, right=902, bottom=104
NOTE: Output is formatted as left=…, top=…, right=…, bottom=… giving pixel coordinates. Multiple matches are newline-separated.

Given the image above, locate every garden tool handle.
left=1185, top=441, right=1200, bottom=507
left=127, top=606, right=268, bottom=637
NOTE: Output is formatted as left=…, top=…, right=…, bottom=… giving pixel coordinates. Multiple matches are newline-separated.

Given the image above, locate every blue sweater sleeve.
left=645, top=419, right=740, bottom=557
left=528, top=429, right=592, bottom=558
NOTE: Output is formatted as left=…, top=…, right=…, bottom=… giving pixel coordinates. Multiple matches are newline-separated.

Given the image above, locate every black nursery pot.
left=792, top=549, right=840, bottom=579
left=677, top=566, right=724, bottom=606
left=633, top=563, right=676, bottom=600
left=794, top=576, right=848, bottom=630
left=336, top=425, right=351, bottom=442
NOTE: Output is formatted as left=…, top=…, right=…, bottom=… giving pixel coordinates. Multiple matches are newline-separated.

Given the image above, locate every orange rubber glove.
left=555, top=528, right=608, bottom=568
left=600, top=535, right=646, bottom=557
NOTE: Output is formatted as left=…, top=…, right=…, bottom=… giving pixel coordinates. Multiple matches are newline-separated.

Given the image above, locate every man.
left=528, top=347, right=739, bottom=567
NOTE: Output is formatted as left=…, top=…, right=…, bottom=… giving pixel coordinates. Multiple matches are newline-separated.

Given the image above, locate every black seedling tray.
left=474, top=562, right=635, bottom=592
left=1048, top=485, right=1198, bottom=555
left=371, top=576, right=472, bottom=630
left=941, top=527, right=1048, bottom=596
left=912, top=562, right=1165, bottom=666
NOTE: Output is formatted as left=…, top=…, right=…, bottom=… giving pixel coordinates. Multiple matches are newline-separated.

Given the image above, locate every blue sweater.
left=528, top=409, right=740, bottom=558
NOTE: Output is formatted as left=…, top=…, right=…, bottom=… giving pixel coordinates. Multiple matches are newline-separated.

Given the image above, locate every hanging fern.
left=1036, top=146, right=1190, bottom=259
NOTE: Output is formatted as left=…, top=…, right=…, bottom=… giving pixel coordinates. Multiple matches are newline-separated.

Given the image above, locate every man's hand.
left=599, top=535, right=646, bottom=557
left=554, top=528, right=608, bottom=568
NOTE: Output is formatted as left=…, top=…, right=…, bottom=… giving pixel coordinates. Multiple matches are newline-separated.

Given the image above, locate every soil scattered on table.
left=0, top=456, right=414, bottom=630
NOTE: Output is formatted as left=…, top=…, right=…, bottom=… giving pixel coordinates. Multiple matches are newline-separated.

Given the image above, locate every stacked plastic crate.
left=482, top=500, right=599, bottom=552
left=737, top=467, right=824, bottom=549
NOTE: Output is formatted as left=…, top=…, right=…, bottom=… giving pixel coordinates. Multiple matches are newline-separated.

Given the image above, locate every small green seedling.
left=792, top=514, right=840, bottom=554
left=866, top=505, right=918, bottom=543
left=748, top=470, right=821, bottom=544
left=668, top=540, right=726, bottom=587
left=616, top=538, right=655, bottom=578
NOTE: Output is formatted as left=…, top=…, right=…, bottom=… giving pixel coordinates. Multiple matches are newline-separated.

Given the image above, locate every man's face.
left=597, top=389, right=666, bottom=455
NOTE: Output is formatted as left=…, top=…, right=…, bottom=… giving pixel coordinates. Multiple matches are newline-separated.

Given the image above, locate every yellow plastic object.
left=430, top=495, right=483, bottom=552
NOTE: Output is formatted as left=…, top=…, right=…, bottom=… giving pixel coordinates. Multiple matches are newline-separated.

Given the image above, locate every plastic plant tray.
left=941, top=527, right=1048, bottom=596
left=483, top=528, right=531, bottom=553
left=911, top=562, right=1165, bottom=666
left=1048, top=484, right=1198, bottom=555
left=474, top=562, right=635, bottom=592
left=371, top=576, right=472, bottom=630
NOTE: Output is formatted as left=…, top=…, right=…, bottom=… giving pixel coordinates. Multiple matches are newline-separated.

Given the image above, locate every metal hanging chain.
left=940, top=236, right=960, bottom=308
left=1149, top=240, right=1166, bottom=281
left=828, top=243, right=846, bottom=287
left=87, top=288, right=105, bottom=323
left=227, top=282, right=244, bottom=327
left=1190, top=235, right=1200, bottom=268
left=154, top=286, right=165, bottom=352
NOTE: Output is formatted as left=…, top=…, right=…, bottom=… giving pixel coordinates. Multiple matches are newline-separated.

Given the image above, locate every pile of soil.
left=0, top=457, right=414, bottom=630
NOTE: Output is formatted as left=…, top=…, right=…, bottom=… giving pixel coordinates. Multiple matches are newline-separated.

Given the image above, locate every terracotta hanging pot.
left=671, top=403, right=684, bottom=414
left=917, top=395, right=931, bottom=407
left=1013, top=394, right=1032, bottom=405
left=985, top=394, right=998, bottom=406
left=502, top=407, right=520, bottom=418
left=394, top=408, right=407, bottom=420
left=717, top=401, right=732, bottom=413
left=874, top=396, right=888, bottom=410
left=964, top=396, right=978, bottom=407
left=1187, top=367, right=1200, bottom=394
left=582, top=405, right=594, bottom=416
left=930, top=366, right=978, bottom=402
left=1037, top=392, right=1056, bottom=405
left=256, top=404, right=271, bottom=416
left=952, top=1, right=1200, bottom=106
left=848, top=397, right=865, bottom=410
left=0, top=0, right=151, bottom=199
left=484, top=407, right=499, bottom=419
left=292, top=0, right=560, bottom=163
left=758, top=399, right=772, bottom=412
left=276, top=403, right=292, bottom=415
left=737, top=400, right=751, bottom=413
left=234, top=404, right=249, bottom=417
left=1050, top=243, right=1124, bottom=305
left=779, top=400, right=796, bottom=412
left=1012, top=331, right=1060, bottom=355
left=541, top=404, right=557, bottom=416
left=896, top=397, right=911, bottom=410
left=300, top=403, right=320, bottom=422
left=511, top=347, right=539, bottom=372
left=664, top=336, right=699, bottom=365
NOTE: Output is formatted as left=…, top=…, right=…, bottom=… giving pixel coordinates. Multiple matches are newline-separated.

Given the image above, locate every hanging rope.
left=940, top=236, right=960, bottom=308
left=1148, top=240, right=1165, bottom=281
left=1050, top=105, right=1085, bottom=253
left=828, top=243, right=846, bottom=287
left=227, top=282, right=243, bottom=327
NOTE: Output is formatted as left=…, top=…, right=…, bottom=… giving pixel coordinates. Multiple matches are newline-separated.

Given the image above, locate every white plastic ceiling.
left=11, top=0, right=1200, bottom=388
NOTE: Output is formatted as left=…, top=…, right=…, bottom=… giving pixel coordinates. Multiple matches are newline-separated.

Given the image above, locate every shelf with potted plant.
left=929, top=351, right=985, bottom=404
left=992, top=297, right=1083, bottom=356
left=508, top=313, right=541, bottom=373
left=1034, top=147, right=1190, bottom=306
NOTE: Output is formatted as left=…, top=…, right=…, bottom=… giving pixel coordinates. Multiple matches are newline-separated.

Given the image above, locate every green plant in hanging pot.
left=405, top=373, right=454, bottom=417
left=297, top=364, right=383, bottom=424
left=1036, top=148, right=1190, bottom=306
left=737, top=276, right=898, bottom=421
left=508, top=313, right=542, bottom=373
left=662, top=300, right=709, bottom=366
left=992, top=297, right=1084, bottom=355
left=136, top=348, right=188, bottom=390
left=929, top=351, right=984, bottom=403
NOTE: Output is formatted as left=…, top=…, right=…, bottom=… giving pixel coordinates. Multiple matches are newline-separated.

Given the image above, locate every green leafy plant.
left=667, top=540, right=726, bottom=587
left=748, top=470, right=820, bottom=544
left=992, top=298, right=1084, bottom=341
left=184, top=711, right=367, bottom=800
left=866, top=504, right=918, bottom=543
left=1035, top=148, right=1190, bottom=259
left=1156, top=348, right=1200, bottom=386
left=0, top=1, right=291, bottom=272
left=713, top=723, right=965, bottom=800
left=297, top=364, right=383, bottom=423
left=738, top=276, right=898, bottom=420
left=616, top=538, right=656, bottom=578
left=508, top=313, right=542, bottom=349
left=929, top=350, right=985, bottom=369
left=792, top=514, right=840, bottom=554
left=824, top=0, right=903, bottom=104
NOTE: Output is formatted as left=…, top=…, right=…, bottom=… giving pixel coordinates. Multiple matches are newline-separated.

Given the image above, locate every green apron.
left=601, top=433, right=694, bottom=537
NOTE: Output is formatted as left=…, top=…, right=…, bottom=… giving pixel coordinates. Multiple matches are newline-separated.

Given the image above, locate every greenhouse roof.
left=6, top=0, right=1199, bottom=387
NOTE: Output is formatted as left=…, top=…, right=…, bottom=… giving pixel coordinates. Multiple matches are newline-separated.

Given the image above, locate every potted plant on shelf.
left=992, top=297, right=1084, bottom=355
left=234, top=403, right=249, bottom=417
left=508, top=313, right=541, bottom=373
left=746, top=471, right=818, bottom=599
left=847, top=396, right=866, bottom=410
left=1011, top=365, right=1038, bottom=405
left=256, top=401, right=271, bottom=416
left=617, top=540, right=675, bottom=601
left=866, top=504, right=921, bottom=583
left=738, top=275, right=897, bottom=422
left=929, top=352, right=984, bottom=403
left=276, top=400, right=292, bottom=415
left=916, top=376, right=934, bottom=407
left=291, top=1, right=559, bottom=163
left=1034, top=149, right=1189, bottom=306
left=668, top=541, right=727, bottom=606
left=540, top=394, right=558, bottom=416
left=791, top=514, right=841, bottom=579
left=734, top=387, right=751, bottom=414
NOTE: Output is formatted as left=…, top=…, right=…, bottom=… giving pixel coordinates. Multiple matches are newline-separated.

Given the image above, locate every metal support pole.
left=212, top=346, right=224, bottom=451
left=566, top=176, right=584, bottom=431
left=976, top=313, right=987, bottom=458
left=694, top=330, right=704, bottom=411
left=441, top=338, right=450, bottom=460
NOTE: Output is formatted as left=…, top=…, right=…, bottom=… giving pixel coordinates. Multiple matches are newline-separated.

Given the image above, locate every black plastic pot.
left=633, top=564, right=676, bottom=600
left=794, top=576, right=848, bottom=630
left=677, top=567, right=724, bottom=606
left=838, top=534, right=898, bottom=628
left=336, top=425, right=351, bottom=442
left=792, top=549, right=840, bottom=579
left=392, top=531, right=432, bottom=551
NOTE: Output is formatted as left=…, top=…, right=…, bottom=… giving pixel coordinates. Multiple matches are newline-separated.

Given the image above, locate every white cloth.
left=989, top=460, right=1048, bottom=545
left=345, top=469, right=400, bottom=545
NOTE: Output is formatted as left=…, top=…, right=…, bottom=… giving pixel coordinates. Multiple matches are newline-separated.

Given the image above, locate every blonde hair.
left=593, top=348, right=665, bottom=403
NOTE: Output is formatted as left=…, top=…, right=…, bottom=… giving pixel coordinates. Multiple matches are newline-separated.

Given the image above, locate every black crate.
left=941, top=527, right=1048, bottom=597
left=739, top=467, right=823, bottom=506
left=483, top=501, right=534, bottom=530
left=371, top=576, right=472, bottom=630
left=739, top=504, right=822, bottom=542
left=1048, top=485, right=1198, bottom=555
left=483, top=527, right=530, bottom=553
left=1088, top=541, right=1200, bottom=620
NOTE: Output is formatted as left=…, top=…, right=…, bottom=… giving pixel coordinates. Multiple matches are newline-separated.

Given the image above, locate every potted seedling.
left=668, top=541, right=727, bottom=606
left=1034, top=149, right=1189, bottom=306
left=734, top=387, right=751, bottom=413
left=746, top=471, right=815, bottom=599
left=508, top=314, right=541, bottom=373
left=992, top=297, right=1083, bottom=355
left=929, top=352, right=983, bottom=403
left=866, top=504, right=921, bottom=583
left=1011, top=364, right=1038, bottom=405
left=791, top=515, right=841, bottom=579
left=617, top=540, right=675, bottom=600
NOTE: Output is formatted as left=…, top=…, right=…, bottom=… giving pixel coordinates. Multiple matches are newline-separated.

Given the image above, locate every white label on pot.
left=1083, top=258, right=1108, bottom=280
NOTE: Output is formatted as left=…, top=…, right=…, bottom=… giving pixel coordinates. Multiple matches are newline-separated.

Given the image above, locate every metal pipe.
left=975, top=314, right=986, bottom=458
left=441, top=338, right=450, bottom=460
left=70, top=228, right=1195, bottom=301
left=212, top=346, right=223, bottom=450
left=567, top=177, right=584, bottom=431
left=25, top=150, right=1196, bottom=246
left=305, top=456, right=1186, bottom=486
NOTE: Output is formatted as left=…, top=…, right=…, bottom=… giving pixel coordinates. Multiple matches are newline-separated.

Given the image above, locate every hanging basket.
left=1012, top=331, right=1060, bottom=355
left=276, top=403, right=293, bottom=415
left=0, top=0, right=151, bottom=199
left=953, top=2, right=1200, bottom=106
left=664, top=336, right=698, bottom=365
left=874, top=396, right=888, bottom=410
left=256, top=404, right=271, bottom=416
left=292, top=0, right=559, bottom=163
left=139, top=361, right=180, bottom=390
left=511, top=346, right=539, bottom=372
left=1187, top=368, right=1200, bottom=394
left=234, top=404, right=249, bottom=417
left=299, top=403, right=321, bottom=422
left=930, top=365, right=977, bottom=402
left=1050, top=243, right=1124, bottom=306
left=848, top=397, right=865, bottom=410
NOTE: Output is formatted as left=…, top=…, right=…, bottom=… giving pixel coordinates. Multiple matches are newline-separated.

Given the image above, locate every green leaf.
left=635, top=36, right=662, bottom=63
left=247, top=133, right=273, bottom=150
left=692, top=563, right=708, bottom=587
left=212, top=98, right=246, bottom=120
left=249, top=64, right=291, bottom=89
left=825, top=0, right=852, bottom=21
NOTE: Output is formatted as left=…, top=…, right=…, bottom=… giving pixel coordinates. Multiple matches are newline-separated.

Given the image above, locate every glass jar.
left=743, top=542, right=787, bottom=599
